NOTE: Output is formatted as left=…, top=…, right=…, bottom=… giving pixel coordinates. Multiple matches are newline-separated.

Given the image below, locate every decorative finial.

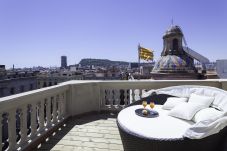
left=171, top=18, right=174, bottom=26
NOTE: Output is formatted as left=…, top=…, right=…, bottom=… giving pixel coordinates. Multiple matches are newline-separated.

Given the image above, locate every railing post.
left=30, top=102, right=37, bottom=139
left=20, top=106, right=27, bottom=146
left=8, top=109, right=17, bottom=151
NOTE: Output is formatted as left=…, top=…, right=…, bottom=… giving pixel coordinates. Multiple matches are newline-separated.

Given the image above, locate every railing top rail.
left=1, top=79, right=226, bottom=102
left=1, top=79, right=227, bottom=111
left=0, top=83, right=69, bottom=111
left=67, top=79, right=227, bottom=83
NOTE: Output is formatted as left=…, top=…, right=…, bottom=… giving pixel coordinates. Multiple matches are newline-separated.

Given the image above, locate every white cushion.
left=155, top=85, right=227, bottom=112
left=162, top=97, right=188, bottom=110
left=117, top=105, right=194, bottom=139
left=192, top=108, right=224, bottom=123
left=188, top=93, right=214, bottom=107
left=169, top=102, right=205, bottom=120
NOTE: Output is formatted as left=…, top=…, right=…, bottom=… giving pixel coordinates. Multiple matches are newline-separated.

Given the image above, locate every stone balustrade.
left=0, top=79, right=227, bottom=151
left=0, top=83, right=69, bottom=151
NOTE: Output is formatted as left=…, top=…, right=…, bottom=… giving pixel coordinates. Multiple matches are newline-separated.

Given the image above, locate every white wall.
left=217, top=59, right=227, bottom=79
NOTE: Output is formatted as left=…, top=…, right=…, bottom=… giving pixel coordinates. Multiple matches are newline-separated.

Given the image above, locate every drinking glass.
left=150, top=102, right=155, bottom=109
left=142, top=101, right=147, bottom=109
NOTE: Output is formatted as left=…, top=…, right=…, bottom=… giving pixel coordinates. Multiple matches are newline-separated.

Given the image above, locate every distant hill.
left=79, top=58, right=129, bottom=67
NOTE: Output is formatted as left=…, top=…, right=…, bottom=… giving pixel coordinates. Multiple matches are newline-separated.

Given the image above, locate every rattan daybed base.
left=117, top=121, right=227, bottom=151
left=117, top=93, right=227, bottom=151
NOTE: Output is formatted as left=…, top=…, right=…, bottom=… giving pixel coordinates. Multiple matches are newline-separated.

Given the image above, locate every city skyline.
left=1, top=0, right=227, bottom=68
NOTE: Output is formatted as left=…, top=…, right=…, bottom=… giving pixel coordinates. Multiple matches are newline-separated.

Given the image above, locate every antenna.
left=171, top=18, right=174, bottom=26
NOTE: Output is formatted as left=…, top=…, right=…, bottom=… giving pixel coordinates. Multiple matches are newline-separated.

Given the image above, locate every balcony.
left=0, top=80, right=227, bottom=151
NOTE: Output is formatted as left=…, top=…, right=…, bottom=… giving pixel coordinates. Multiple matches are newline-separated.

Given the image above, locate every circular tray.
left=135, top=108, right=159, bottom=118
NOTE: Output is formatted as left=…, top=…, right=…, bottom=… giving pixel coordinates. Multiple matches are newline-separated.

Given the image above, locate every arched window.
left=173, top=38, right=178, bottom=51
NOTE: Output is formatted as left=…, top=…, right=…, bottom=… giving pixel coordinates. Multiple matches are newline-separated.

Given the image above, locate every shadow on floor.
left=35, top=112, right=118, bottom=151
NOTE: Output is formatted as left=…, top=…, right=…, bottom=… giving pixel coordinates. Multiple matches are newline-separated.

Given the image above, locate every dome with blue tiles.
left=151, top=25, right=200, bottom=79
left=152, top=55, right=195, bottom=73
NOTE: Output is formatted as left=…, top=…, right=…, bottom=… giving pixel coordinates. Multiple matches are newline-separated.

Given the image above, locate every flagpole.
left=138, top=43, right=141, bottom=80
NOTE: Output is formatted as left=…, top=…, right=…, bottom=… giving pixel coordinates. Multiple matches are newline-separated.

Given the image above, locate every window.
left=10, top=87, right=15, bottom=94
left=43, top=82, right=47, bottom=87
left=173, top=38, right=178, bottom=51
left=30, top=84, right=33, bottom=90
left=20, top=85, right=25, bottom=92
left=0, top=88, right=4, bottom=97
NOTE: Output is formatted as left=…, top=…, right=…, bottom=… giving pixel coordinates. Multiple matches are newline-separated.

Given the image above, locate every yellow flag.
left=139, top=46, right=153, bottom=61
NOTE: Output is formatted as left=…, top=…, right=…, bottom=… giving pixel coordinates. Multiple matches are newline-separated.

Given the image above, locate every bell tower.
left=151, top=25, right=199, bottom=79
left=162, top=25, right=184, bottom=56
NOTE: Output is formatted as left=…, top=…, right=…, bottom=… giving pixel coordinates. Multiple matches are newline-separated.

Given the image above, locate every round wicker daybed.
left=117, top=85, right=227, bottom=151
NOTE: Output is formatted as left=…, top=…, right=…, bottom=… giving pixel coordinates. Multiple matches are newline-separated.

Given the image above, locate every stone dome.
left=152, top=55, right=195, bottom=73
left=163, top=25, right=183, bottom=38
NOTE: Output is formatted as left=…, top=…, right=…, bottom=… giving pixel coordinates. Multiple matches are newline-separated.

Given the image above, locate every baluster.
left=108, top=90, right=112, bottom=107
left=0, top=112, right=2, bottom=150
left=46, top=98, right=51, bottom=128
left=8, top=109, right=17, bottom=150
left=139, top=89, right=142, bottom=100
left=131, top=89, right=136, bottom=103
left=62, top=91, right=66, bottom=118
left=20, top=106, right=27, bottom=146
left=58, top=95, right=63, bottom=121
left=56, top=95, right=60, bottom=122
left=59, top=93, right=65, bottom=120
left=30, top=103, right=37, bottom=138
left=39, top=100, right=45, bottom=132
left=114, top=89, right=120, bottom=109
left=52, top=96, right=57, bottom=124
left=100, top=88, right=104, bottom=109
left=105, top=90, right=109, bottom=106
left=113, top=89, right=117, bottom=106
left=123, top=89, right=127, bottom=106
left=58, top=93, right=66, bottom=121
left=109, top=89, right=114, bottom=109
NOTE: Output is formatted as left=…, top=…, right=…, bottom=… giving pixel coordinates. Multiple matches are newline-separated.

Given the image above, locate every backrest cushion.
left=156, top=85, right=227, bottom=112
left=169, top=102, right=205, bottom=120
left=162, top=97, right=188, bottom=110
left=192, top=107, right=224, bottom=123
left=188, top=93, right=214, bottom=107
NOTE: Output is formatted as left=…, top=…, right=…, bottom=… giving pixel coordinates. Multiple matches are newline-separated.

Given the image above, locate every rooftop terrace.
left=0, top=79, right=227, bottom=151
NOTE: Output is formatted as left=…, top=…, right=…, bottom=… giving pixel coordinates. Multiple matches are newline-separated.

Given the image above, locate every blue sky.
left=0, top=0, right=227, bottom=68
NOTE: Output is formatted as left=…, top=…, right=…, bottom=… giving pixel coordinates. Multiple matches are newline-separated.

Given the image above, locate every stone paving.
left=36, top=113, right=123, bottom=151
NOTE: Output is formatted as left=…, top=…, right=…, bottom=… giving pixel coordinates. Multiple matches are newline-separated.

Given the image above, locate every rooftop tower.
left=151, top=25, right=200, bottom=79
